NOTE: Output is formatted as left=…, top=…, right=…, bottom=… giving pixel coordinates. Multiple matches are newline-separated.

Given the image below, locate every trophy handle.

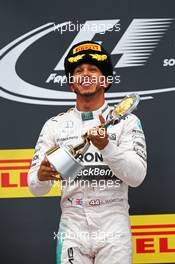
left=73, top=136, right=90, bottom=158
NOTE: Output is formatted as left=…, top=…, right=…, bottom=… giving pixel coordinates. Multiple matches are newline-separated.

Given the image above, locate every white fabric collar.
left=74, top=101, right=109, bottom=121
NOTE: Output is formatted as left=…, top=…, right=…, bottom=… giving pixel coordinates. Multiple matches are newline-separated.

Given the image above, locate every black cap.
left=64, top=41, right=113, bottom=82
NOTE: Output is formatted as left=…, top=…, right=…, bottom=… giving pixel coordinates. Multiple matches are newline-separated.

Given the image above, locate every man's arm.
left=28, top=120, right=58, bottom=196
left=89, top=114, right=147, bottom=187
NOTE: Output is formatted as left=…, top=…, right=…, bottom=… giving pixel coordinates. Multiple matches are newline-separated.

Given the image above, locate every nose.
left=81, top=68, right=90, bottom=76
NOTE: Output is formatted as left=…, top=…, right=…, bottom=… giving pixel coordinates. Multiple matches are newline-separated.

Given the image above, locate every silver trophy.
left=46, top=93, right=140, bottom=180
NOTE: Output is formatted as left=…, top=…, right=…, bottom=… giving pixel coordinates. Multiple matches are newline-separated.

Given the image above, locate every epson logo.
left=0, top=19, right=175, bottom=105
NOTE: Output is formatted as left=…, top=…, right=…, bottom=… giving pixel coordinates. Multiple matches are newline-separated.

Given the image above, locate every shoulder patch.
left=58, top=112, right=65, bottom=116
left=136, top=120, right=143, bottom=131
left=50, top=116, right=58, bottom=122
left=67, top=108, right=74, bottom=113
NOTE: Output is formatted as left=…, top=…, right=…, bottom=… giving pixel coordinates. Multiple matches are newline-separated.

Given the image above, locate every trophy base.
left=46, top=143, right=83, bottom=181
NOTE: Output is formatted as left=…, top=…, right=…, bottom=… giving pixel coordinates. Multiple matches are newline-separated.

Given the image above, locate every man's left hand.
left=88, top=114, right=109, bottom=150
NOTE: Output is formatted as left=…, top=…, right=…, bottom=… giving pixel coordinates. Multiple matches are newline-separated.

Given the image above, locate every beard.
left=73, top=89, right=98, bottom=97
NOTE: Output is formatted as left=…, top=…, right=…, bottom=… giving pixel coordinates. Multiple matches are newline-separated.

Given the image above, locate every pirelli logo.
left=0, top=158, right=31, bottom=187
left=0, top=149, right=60, bottom=198
left=131, top=214, right=175, bottom=263
left=73, top=43, right=101, bottom=54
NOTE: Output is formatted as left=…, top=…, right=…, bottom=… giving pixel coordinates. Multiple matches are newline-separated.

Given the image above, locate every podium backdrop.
left=0, top=0, right=175, bottom=263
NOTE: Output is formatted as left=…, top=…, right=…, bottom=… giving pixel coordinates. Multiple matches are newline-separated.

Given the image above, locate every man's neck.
left=76, top=94, right=105, bottom=112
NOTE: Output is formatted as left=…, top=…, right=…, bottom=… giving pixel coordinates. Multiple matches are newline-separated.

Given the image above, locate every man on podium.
left=28, top=41, right=147, bottom=264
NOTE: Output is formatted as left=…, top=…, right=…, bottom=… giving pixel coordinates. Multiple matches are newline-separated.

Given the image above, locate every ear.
left=103, top=78, right=110, bottom=91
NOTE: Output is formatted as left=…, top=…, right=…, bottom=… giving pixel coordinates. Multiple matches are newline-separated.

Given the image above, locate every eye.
left=74, top=68, right=82, bottom=74
left=89, top=66, right=98, bottom=72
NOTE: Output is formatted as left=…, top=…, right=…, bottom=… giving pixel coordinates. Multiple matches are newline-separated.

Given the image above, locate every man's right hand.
left=38, top=159, right=60, bottom=181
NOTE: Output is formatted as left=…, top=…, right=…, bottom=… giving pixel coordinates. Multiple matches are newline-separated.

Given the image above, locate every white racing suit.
left=28, top=102, right=147, bottom=264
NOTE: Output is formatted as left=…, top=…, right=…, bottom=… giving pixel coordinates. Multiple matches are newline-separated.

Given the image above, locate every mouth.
left=80, top=81, right=94, bottom=87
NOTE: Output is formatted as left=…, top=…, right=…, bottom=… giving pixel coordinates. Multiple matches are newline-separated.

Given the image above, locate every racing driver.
left=28, top=41, right=147, bottom=264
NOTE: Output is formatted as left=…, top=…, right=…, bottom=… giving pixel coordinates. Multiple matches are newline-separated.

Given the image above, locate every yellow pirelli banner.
left=0, top=149, right=61, bottom=198
left=0, top=149, right=175, bottom=263
left=131, top=214, right=175, bottom=263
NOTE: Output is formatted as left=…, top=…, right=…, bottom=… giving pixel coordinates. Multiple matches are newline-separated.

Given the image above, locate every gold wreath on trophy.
left=103, top=93, right=140, bottom=127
